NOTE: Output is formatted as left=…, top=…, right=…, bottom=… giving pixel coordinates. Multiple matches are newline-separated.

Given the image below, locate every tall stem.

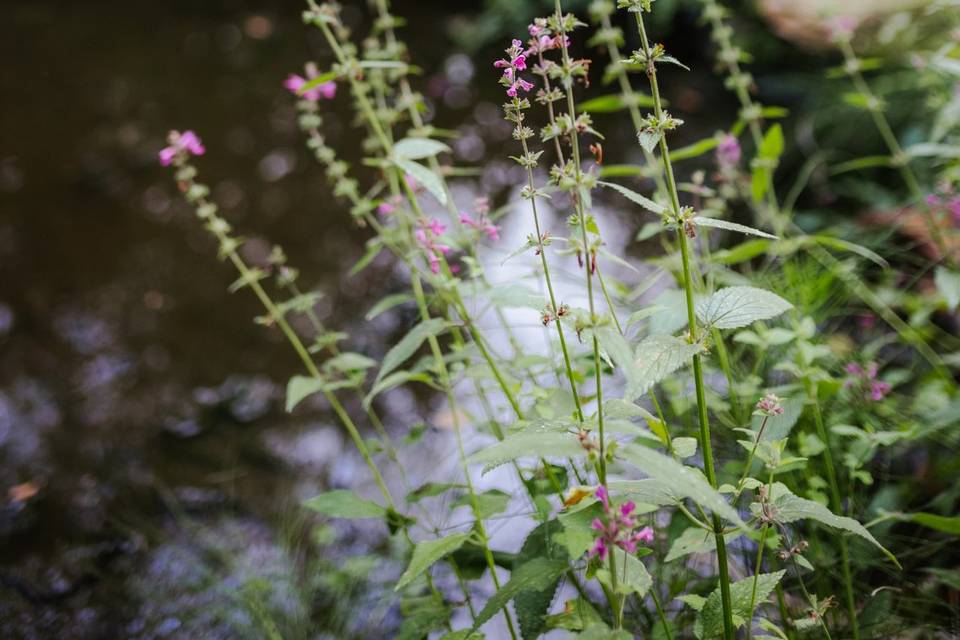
left=630, top=9, right=735, bottom=639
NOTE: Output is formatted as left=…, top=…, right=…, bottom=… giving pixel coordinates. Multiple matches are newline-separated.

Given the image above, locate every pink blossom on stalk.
left=415, top=219, right=452, bottom=274
left=159, top=130, right=206, bottom=166
left=283, top=66, right=336, bottom=102
left=495, top=39, right=535, bottom=98
left=587, top=486, right=654, bottom=561
left=459, top=211, right=501, bottom=242
left=716, top=134, right=741, bottom=168
left=948, top=197, right=960, bottom=223
left=377, top=195, right=402, bottom=217
left=844, top=361, right=891, bottom=402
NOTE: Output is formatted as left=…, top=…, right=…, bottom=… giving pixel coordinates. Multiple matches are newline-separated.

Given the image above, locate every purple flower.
left=587, top=486, right=654, bottom=561
left=948, top=197, right=960, bottom=223
left=159, top=130, right=205, bottom=166
left=283, top=67, right=336, bottom=102
left=755, top=393, right=785, bottom=417
left=415, top=219, right=452, bottom=274
left=716, top=134, right=741, bottom=168
left=495, top=39, right=535, bottom=98
left=460, top=211, right=501, bottom=242
left=844, top=361, right=891, bottom=402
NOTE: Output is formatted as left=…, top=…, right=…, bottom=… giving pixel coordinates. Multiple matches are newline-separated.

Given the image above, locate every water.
left=0, top=1, right=736, bottom=636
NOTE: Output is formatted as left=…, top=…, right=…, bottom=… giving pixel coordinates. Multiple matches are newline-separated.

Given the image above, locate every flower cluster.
left=755, top=393, right=785, bottom=417
left=494, top=39, right=535, bottom=98
left=716, top=134, right=741, bottom=169
left=459, top=198, right=500, bottom=242
left=527, top=19, right=570, bottom=54
left=589, top=486, right=654, bottom=561
left=415, top=218, right=452, bottom=273
left=159, top=130, right=206, bottom=167
left=844, top=362, right=891, bottom=402
left=283, top=63, right=337, bottom=102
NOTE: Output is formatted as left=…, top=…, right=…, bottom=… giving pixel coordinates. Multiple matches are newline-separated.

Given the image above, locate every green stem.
left=630, top=8, right=735, bottom=639
left=804, top=378, right=858, bottom=639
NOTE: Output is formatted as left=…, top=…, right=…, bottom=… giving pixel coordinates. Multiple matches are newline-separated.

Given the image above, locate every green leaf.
left=325, top=352, right=376, bottom=373
left=596, top=548, right=652, bottom=597
left=599, top=164, right=646, bottom=178
left=626, top=334, right=703, bottom=399
left=697, top=571, right=785, bottom=639
left=639, top=129, right=662, bottom=153
left=829, top=155, right=892, bottom=175
left=759, top=123, right=784, bottom=159
left=468, top=431, right=585, bottom=474
left=665, top=527, right=740, bottom=562
left=286, top=375, right=326, bottom=412
left=579, top=93, right=654, bottom=112
left=439, top=632, right=484, bottom=640
left=712, top=239, right=772, bottom=265
left=366, top=292, right=414, bottom=320
left=303, top=489, right=386, bottom=519
left=770, top=487, right=900, bottom=567
left=514, top=520, right=569, bottom=639
left=396, top=533, right=472, bottom=591
left=692, top=217, right=778, bottom=240
left=375, top=318, right=448, bottom=386
left=901, top=512, right=960, bottom=536
left=810, top=235, right=889, bottom=269
left=453, top=489, right=511, bottom=519
left=599, top=181, right=666, bottom=215
left=298, top=70, right=337, bottom=93
left=471, top=558, right=569, bottom=632
left=364, top=370, right=435, bottom=408
left=934, top=267, right=960, bottom=311
left=619, top=444, right=747, bottom=529
left=395, top=158, right=448, bottom=206
left=394, top=137, right=451, bottom=160
left=696, top=286, right=792, bottom=330
left=670, top=136, right=721, bottom=162
left=672, top=437, right=698, bottom=459
left=556, top=502, right=604, bottom=558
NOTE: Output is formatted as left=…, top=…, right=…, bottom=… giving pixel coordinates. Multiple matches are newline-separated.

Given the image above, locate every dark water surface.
left=0, top=1, right=738, bottom=637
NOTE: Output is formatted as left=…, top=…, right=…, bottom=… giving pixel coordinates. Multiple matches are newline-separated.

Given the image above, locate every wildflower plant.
left=157, top=0, right=960, bottom=638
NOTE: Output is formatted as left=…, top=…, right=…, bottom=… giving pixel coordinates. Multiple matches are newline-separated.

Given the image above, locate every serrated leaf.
left=639, top=129, right=662, bottom=153
left=696, top=286, right=792, bottom=330
left=515, top=520, right=569, bottom=639
left=556, top=502, right=604, bottom=558
left=286, top=375, right=326, bottom=412
left=771, top=488, right=899, bottom=567
left=626, top=334, right=703, bottom=399
left=304, top=489, right=386, bottom=519
left=693, top=217, right=778, bottom=240
left=696, top=571, right=785, bottom=639
left=394, top=137, right=451, bottom=160
left=396, top=533, right=472, bottom=591
left=375, top=318, right=448, bottom=386
left=619, top=444, right=747, bottom=529
left=468, top=431, right=585, bottom=474
left=453, top=490, right=511, bottom=519
left=471, top=558, right=569, bottom=632
left=364, top=370, right=435, bottom=408
left=599, top=181, right=666, bottom=215
left=439, top=631, right=484, bottom=640
left=395, top=157, right=448, bottom=206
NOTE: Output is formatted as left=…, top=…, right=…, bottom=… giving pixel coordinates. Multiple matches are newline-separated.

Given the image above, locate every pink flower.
left=283, top=67, right=337, bottom=102
left=827, top=16, right=859, bottom=42
left=587, top=486, right=654, bottom=561
left=415, top=219, right=452, bottom=274
left=496, top=38, right=536, bottom=98
left=948, top=197, right=960, bottom=223
left=844, top=361, right=891, bottom=402
left=459, top=211, right=501, bottom=242
left=716, top=134, right=741, bottom=168
left=159, top=130, right=206, bottom=166
left=425, top=218, right=446, bottom=236
left=755, top=393, right=785, bottom=417
left=926, top=194, right=942, bottom=207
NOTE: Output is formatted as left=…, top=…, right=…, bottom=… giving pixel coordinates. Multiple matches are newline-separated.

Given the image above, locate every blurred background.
left=1, top=0, right=955, bottom=638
